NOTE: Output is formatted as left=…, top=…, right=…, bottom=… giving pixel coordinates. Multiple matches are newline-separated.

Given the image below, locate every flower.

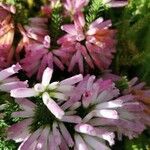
left=7, top=96, right=82, bottom=149
left=17, top=17, right=67, bottom=80
left=102, top=74, right=150, bottom=126
left=0, top=3, right=16, bottom=68
left=102, top=0, right=128, bottom=7
left=11, top=67, right=83, bottom=119
left=63, top=0, right=89, bottom=17
left=16, top=17, right=51, bottom=79
left=73, top=75, right=146, bottom=141
left=123, top=77, right=150, bottom=126
left=58, top=12, right=116, bottom=73
left=0, top=63, right=27, bottom=92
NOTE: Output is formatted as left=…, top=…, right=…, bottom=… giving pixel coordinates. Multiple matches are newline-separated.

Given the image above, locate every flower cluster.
left=0, top=1, right=149, bottom=150
left=7, top=67, right=149, bottom=149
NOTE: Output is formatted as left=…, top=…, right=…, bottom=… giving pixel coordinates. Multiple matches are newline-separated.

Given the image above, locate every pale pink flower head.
left=74, top=75, right=146, bottom=141
left=0, top=3, right=16, bottom=68
left=58, top=12, right=116, bottom=73
left=122, top=77, right=150, bottom=126
left=7, top=96, right=82, bottom=148
left=63, top=0, right=89, bottom=17
left=102, top=74, right=150, bottom=126
left=11, top=67, right=83, bottom=120
left=103, top=0, right=128, bottom=7
left=0, top=63, right=27, bottom=92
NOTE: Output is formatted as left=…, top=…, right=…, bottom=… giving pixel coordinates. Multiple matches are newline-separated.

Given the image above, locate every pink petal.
left=42, top=67, right=53, bottom=87
left=7, top=118, right=32, bottom=142
left=42, top=92, right=65, bottom=119
left=59, top=123, right=74, bottom=147
left=60, top=74, right=83, bottom=85
left=0, top=63, right=21, bottom=81
left=75, top=134, right=88, bottom=150
left=11, top=88, right=38, bottom=98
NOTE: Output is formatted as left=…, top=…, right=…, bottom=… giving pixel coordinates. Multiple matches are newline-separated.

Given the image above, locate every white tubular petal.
left=83, top=135, right=111, bottom=150
left=0, top=63, right=21, bottom=81
left=101, top=132, right=115, bottom=146
left=95, top=100, right=123, bottom=109
left=0, top=81, right=27, bottom=92
left=42, top=67, right=53, bottom=87
left=42, top=92, right=65, bottom=120
left=57, top=85, right=74, bottom=93
left=11, top=88, right=38, bottom=98
left=94, top=109, right=119, bottom=119
left=75, top=134, right=88, bottom=150
left=59, top=123, right=74, bottom=147
left=60, top=74, right=83, bottom=85
left=48, top=82, right=59, bottom=90
left=75, top=124, right=96, bottom=136
left=50, top=92, right=68, bottom=100
left=62, top=115, right=82, bottom=124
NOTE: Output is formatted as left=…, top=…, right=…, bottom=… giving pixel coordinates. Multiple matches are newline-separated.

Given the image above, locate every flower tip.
left=10, top=5, right=16, bottom=14
left=12, top=63, right=22, bottom=73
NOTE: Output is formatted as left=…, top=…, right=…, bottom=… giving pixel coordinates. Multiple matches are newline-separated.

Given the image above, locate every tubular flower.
left=58, top=12, right=116, bottom=73
left=74, top=75, right=146, bottom=141
left=0, top=63, right=27, bottom=92
left=16, top=17, right=51, bottom=79
left=17, top=17, right=67, bottom=80
left=0, top=3, right=16, bottom=68
left=102, top=0, right=128, bottom=7
left=11, top=67, right=83, bottom=119
left=63, top=0, right=89, bottom=17
left=123, top=77, right=150, bottom=125
left=7, top=98, right=81, bottom=149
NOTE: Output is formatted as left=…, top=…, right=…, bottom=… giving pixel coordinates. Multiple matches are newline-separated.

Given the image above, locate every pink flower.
left=0, top=3, right=16, bottom=68
left=17, top=17, right=67, bottom=80
left=58, top=12, right=116, bottom=73
left=63, top=0, right=89, bottom=17
left=123, top=77, right=150, bottom=126
left=7, top=96, right=82, bottom=149
left=102, top=0, right=128, bottom=7
left=73, top=75, right=146, bottom=141
left=0, top=63, right=27, bottom=92
left=11, top=67, right=83, bottom=119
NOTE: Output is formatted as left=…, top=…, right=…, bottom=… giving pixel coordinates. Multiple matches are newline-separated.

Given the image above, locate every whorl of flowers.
left=0, top=1, right=149, bottom=150
left=58, top=12, right=116, bottom=73
left=11, top=67, right=83, bottom=119
left=0, top=3, right=16, bottom=68
left=6, top=68, right=148, bottom=149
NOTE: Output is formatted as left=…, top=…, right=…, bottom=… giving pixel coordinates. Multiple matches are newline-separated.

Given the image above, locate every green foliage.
left=49, top=6, right=63, bottom=47
left=111, top=0, right=150, bottom=78
left=124, top=133, right=150, bottom=150
left=85, top=0, right=106, bottom=25
left=0, top=139, right=17, bottom=150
